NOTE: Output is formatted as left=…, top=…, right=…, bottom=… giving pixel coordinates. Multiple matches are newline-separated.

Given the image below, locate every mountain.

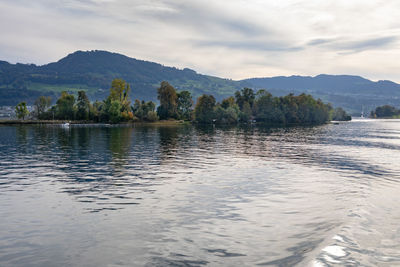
left=1, top=50, right=400, bottom=115
left=243, top=75, right=400, bottom=115
left=0, top=50, right=242, bottom=106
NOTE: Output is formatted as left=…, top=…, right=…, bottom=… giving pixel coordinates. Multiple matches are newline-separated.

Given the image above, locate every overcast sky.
left=1, top=0, right=400, bottom=81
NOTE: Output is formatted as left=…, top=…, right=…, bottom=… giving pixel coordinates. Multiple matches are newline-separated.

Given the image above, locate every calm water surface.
left=1, top=119, right=400, bottom=266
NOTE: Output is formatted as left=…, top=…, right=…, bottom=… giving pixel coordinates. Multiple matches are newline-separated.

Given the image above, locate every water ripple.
left=1, top=121, right=400, bottom=266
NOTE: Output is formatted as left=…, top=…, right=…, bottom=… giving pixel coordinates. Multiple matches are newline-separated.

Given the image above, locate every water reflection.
left=108, top=127, right=133, bottom=171
left=4, top=124, right=399, bottom=205
left=1, top=121, right=400, bottom=266
left=16, top=125, right=28, bottom=145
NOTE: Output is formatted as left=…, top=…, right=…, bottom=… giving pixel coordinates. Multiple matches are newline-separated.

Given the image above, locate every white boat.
left=62, top=122, right=70, bottom=127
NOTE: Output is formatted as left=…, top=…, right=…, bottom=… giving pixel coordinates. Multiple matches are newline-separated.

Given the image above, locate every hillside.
left=0, top=50, right=242, bottom=105
left=1, top=50, right=400, bottom=115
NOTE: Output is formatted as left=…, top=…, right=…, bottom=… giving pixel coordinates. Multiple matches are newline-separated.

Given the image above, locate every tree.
left=332, top=107, right=351, bottom=121
left=132, top=100, right=157, bottom=121
left=109, top=78, right=131, bottom=112
left=34, top=96, right=51, bottom=119
left=92, top=100, right=107, bottom=122
left=56, top=91, right=75, bottom=120
left=146, top=111, right=159, bottom=122
left=374, top=105, right=399, bottom=118
left=235, top=88, right=255, bottom=110
left=224, top=107, right=239, bottom=124
left=177, top=90, right=193, bottom=120
left=194, top=94, right=216, bottom=123
left=76, top=91, right=90, bottom=120
left=89, top=101, right=102, bottom=122
left=214, top=105, right=239, bottom=124
left=240, top=101, right=252, bottom=122
left=15, top=102, right=29, bottom=120
left=280, top=94, right=299, bottom=123
left=254, top=91, right=282, bottom=123
left=157, top=81, right=178, bottom=119
left=109, top=100, right=122, bottom=123
left=221, top=96, right=236, bottom=109
left=103, top=79, right=133, bottom=123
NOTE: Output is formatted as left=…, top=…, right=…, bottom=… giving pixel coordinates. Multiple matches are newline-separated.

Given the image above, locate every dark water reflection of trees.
left=9, top=123, right=393, bottom=208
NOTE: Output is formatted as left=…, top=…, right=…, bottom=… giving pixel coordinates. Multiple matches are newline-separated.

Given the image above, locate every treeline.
left=194, top=89, right=351, bottom=124
left=15, top=78, right=351, bottom=124
left=370, top=105, right=400, bottom=118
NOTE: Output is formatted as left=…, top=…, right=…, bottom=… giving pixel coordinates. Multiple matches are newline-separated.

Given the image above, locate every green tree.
left=92, top=100, right=107, bottom=122
left=194, top=94, right=216, bottom=123
left=56, top=91, right=75, bottom=120
left=235, top=88, right=255, bottom=110
left=110, top=79, right=130, bottom=102
left=15, top=102, right=29, bottom=120
left=132, top=100, right=157, bottom=121
left=240, top=101, right=252, bottom=122
left=254, top=91, right=283, bottom=123
left=214, top=104, right=239, bottom=124
left=374, top=105, right=399, bottom=118
left=103, top=79, right=133, bottom=123
left=109, top=100, right=122, bottom=123
left=109, top=78, right=131, bottom=112
left=34, top=96, right=51, bottom=119
left=157, top=81, right=178, bottom=120
left=221, top=96, right=236, bottom=109
left=280, top=94, right=299, bottom=123
left=76, top=91, right=90, bottom=120
left=177, top=90, right=193, bottom=120
left=224, top=107, right=239, bottom=124
left=214, top=96, right=240, bottom=124
left=131, top=100, right=142, bottom=118
left=89, top=100, right=102, bottom=122
left=146, top=111, right=159, bottom=122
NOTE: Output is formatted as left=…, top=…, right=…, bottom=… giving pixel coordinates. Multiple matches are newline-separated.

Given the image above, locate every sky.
left=1, top=0, right=400, bottom=81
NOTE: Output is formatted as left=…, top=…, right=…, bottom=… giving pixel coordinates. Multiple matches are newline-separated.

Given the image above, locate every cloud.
left=307, top=38, right=335, bottom=46
left=1, top=0, right=400, bottom=81
left=337, top=36, right=398, bottom=52
left=307, top=35, right=399, bottom=54
left=150, top=1, right=270, bottom=37
left=194, top=39, right=302, bottom=52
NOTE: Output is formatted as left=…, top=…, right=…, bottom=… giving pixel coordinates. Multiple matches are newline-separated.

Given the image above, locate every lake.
left=1, top=119, right=400, bottom=266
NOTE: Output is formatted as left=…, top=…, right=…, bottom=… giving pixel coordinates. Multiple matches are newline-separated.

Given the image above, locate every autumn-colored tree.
left=109, top=78, right=131, bottom=112
left=103, top=79, right=133, bottom=123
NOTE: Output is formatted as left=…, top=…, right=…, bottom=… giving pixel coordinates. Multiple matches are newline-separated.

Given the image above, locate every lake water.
left=1, top=119, right=400, bottom=266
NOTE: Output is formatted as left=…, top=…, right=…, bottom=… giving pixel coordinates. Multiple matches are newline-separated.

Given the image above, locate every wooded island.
left=13, top=78, right=351, bottom=124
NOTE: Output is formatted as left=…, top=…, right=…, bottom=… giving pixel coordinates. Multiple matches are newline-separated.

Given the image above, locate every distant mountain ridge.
left=0, top=50, right=242, bottom=106
left=1, top=50, right=400, bottom=115
left=244, top=74, right=400, bottom=95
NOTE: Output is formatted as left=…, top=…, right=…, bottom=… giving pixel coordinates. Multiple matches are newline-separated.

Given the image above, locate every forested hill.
left=0, top=50, right=242, bottom=105
left=243, top=75, right=400, bottom=115
left=1, top=50, right=400, bottom=115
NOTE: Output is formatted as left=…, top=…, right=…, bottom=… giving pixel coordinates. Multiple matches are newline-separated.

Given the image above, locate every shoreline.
left=0, top=119, right=352, bottom=127
left=0, top=119, right=190, bottom=126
